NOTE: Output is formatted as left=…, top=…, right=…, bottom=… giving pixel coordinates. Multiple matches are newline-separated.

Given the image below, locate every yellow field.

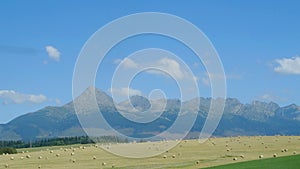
left=1, top=136, right=300, bottom=169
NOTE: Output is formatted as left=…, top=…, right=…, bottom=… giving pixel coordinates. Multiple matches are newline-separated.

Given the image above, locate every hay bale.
left=163, top=155, right=167, bottom=159
left=293, top=151, right=297, bottom=155
left=172, top=154, right=176, bottom=158
left=233, top=157, right=238, bottom=161
left=4, top=164, right=9, bottom=168
left=259, top=155, right=263, bottom=159
left=273, top=154, right=277, bottom=158
left=102, top=162, right=106, bottom=166
left=93, top=156, right=97, bottom=160
left=10, top=156, right=14, bottom=160
left=38, top=156, right=42, bottom=159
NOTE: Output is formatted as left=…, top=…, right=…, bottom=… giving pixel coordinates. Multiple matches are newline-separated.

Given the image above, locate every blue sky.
left=0, top=0, right=300, bottom=123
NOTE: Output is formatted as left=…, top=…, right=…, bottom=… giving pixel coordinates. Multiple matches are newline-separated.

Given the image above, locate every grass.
left=204, top=154, right=300, bottom=169
left=0, top=136, right=299, bottom=169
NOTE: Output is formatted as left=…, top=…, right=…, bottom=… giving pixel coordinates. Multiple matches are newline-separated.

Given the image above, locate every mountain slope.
left=1, top=87, right=300, bottom=141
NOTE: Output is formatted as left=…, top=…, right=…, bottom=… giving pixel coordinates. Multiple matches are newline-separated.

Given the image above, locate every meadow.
left=0, top=136, right=299, bottom=169
left=204, top=153, right=300, bottom=169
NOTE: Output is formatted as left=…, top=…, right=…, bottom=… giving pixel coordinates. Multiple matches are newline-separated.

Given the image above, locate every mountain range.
left=1, top=87, right=300, bottom=141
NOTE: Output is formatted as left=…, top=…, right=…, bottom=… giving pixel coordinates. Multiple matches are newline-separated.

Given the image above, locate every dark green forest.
left=0, top=136, right=128, bottom=149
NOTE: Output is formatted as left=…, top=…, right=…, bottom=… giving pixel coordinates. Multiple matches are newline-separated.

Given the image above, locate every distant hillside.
left=0, top=87, right=300, bottom=141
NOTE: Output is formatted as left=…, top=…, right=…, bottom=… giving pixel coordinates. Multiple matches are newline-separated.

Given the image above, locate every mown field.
left=0, top=136, right=299, bottom=169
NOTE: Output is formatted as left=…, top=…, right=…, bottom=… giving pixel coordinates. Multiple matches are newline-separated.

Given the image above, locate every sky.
left=0, top=0, right=300, bottom=123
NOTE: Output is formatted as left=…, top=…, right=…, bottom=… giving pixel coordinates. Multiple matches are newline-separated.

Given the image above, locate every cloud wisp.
left=0, top=90, right=48, bottom=105
left=274, top=56, right=300, bottom=74
left=45, top=46, right=61, bottom=62
left=108, top=87, right=142, bottom=101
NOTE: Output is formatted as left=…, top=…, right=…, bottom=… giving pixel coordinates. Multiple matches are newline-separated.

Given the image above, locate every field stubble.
left=0, top=136, right=299, bottom=169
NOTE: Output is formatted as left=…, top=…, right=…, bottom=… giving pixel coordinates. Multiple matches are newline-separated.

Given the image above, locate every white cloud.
left=45, top=46, right=61, bottom=61
left=0, top=90, right=48, bottom=104
left=260, top=93, right=277, bottom=101
left=156, top=58, right=184, bottom=79
left=113, top=58, right=122, bottom=64
left=114, top=58, right=138, bottom=69
left=55, top=98, right=61, bottom=105
left=199, top=72, right=241, bottom=86
left=109, top=87, right=142, bottom=97
left=114, top=57, right=193, bottom=80
left=201, top=76, right=210, bottom=86
left=258, top=93, right=287, bottom=103
left=274, top=56, right=300, bottom=74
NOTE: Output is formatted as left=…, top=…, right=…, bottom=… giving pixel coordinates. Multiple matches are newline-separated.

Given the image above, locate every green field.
left=204, top=154, right=300, bottom=169
left=0, top=136, right=299, bottom=169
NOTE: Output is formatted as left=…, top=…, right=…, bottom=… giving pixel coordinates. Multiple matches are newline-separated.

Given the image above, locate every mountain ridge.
left=0, top=87, right=299, bottom=141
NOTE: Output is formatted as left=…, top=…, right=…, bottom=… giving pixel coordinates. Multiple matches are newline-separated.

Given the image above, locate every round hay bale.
left=233, top=157, right=238, bottom=161
left=102, top=162, right=106, bottom=166
left=273, top=154, right=277, bottom=158
left=259, top=155, right=263, bottom=159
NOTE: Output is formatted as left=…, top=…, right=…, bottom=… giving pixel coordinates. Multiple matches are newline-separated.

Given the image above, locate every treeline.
left=0, top=136, right=128, bottom=149
left=0, top=147, right=17, bottom=154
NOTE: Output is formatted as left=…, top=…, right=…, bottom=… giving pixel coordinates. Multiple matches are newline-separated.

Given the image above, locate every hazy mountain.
left=1, top=87, right=300, bottom=141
